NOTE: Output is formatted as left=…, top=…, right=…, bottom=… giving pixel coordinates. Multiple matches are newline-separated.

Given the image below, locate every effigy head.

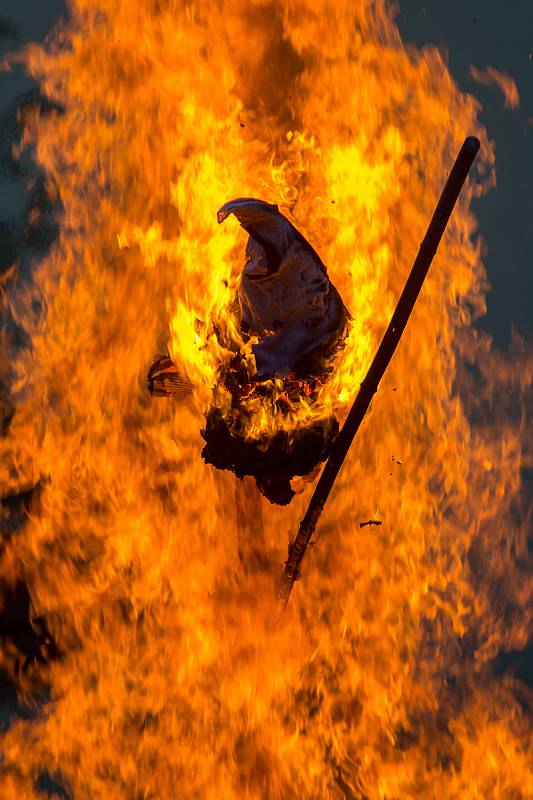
left=217, top=198, right=347, bottom=380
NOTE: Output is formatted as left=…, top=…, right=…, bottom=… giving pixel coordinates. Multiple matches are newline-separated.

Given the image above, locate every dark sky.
left=398, top=1, right=533, bottom=345
left=1, top=0, right=532, bottom=346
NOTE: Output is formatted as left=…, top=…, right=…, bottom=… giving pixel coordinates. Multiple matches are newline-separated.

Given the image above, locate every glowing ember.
left=0, top=1, right=531, bottom=798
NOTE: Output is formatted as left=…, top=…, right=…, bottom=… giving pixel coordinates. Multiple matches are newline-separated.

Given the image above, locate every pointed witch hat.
left=217, top=197, right=347, bottom=378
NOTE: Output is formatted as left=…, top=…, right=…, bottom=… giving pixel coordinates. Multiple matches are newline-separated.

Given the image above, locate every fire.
left=0, top=0, right=531, bottom=798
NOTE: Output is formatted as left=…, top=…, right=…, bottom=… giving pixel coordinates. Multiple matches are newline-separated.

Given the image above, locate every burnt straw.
left=277, top=136, right=481, bottom=606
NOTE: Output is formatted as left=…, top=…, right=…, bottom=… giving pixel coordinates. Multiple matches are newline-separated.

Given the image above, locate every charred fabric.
left=149, top=198, right=348, bottom=505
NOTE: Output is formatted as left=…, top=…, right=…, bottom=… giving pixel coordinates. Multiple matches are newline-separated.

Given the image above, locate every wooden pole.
left=277, top=136, right=480, bottom=606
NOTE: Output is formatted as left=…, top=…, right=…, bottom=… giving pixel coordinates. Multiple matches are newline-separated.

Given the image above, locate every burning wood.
left=147, top=353, right=194, bottom=399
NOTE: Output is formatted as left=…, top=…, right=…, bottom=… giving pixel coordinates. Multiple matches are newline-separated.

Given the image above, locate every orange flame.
left=470, top=65, right=520, bottom=110
left=0, top=1, right=531, bottom=797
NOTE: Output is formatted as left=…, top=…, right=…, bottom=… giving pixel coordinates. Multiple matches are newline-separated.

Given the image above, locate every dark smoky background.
left=0, top=0, right=531, bottom=763
left=397, top=0, right=533, bottom=346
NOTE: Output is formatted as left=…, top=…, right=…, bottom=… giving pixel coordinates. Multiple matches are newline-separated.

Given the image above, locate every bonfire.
left=0, top=2, right=530, bottom=799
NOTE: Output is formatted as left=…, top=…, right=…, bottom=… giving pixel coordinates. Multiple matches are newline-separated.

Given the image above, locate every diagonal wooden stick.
left=277, top=136, right=480, bottom=606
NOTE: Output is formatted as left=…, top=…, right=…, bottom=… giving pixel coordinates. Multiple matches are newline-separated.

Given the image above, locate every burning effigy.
left=150, top=197, right=348, bottom=504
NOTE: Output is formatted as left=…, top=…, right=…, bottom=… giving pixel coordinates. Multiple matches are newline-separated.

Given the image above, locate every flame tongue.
left=0, top=0, right=530, bottom=798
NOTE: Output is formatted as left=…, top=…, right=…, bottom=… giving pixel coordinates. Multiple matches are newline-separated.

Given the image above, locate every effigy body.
left=201, top=199, right=348, bottom=504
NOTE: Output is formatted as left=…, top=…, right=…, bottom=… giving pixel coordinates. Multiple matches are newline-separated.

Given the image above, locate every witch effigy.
left=149, top=198, right=348, bottom=504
